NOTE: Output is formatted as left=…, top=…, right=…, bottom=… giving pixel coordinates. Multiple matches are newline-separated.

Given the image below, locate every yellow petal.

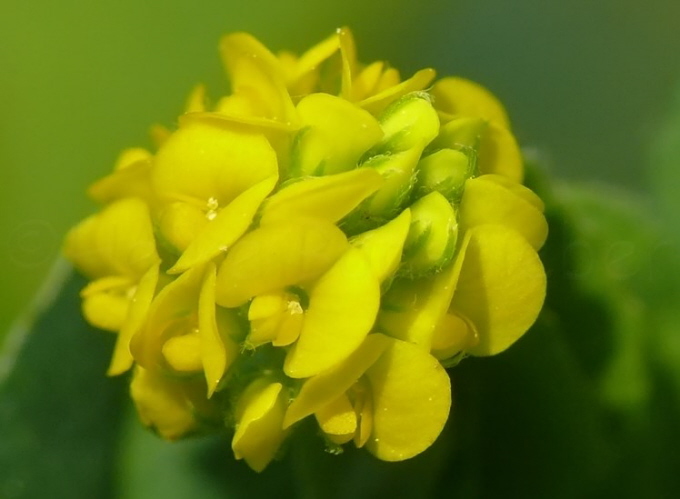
left=184, top=83, right=207, bottom=113
left=360, top=68, right=436, bottom=116
left=219, top=32, right=298, bottom=127
left=460, top=175, right=548, bottom=250
left=131, top=264, right=204, bottom=370
left=130, top=366, right=217, bottom=441
left=292, top=93, right=383, bottom=176
left=430, top=312, right=479, bottom=360
left=350, top=209, right=411, bottom=284
left=338, top=26, right=356, bottom=100
left=315, top=393, right=357, bottom=438
left=450, top=224, right=546, bottom=356
left=152, top=120, right=278, bottom=206
left=162, top=331, right=202, bottom=373
left=108, top=264, right=160, bottom=375
left=158, top=202, right=209, bottom=254
left=286, top=32, right=339, bottom=89
left=378, top=231, right=471, bottom=349
left=232, top=379, right=288, bottom=472
left=478, top=121, right=523, bottom=182
left=376, top=67, right=401, bottom=93
left=81, top=276, right=134, bottom=332
left=365, top=336, right=451, bottom=461
left=199, top=263, right=240, bottom=396
left=64, top=198, right=158, bottom=280
left=88, top=149, right=154, bottom=204
left=246, top=292, right=305, bottom=348
left=351, top=61, right=385, bottom=101
left=170, top=175, right=278, bottom=273
left=215, top=218, right=348, bottom=308
left=284, top=333, right=391, bottom=428
left=260, top=168, right=383, bottom=225
left=284, top=247, right=381, bottom=378
left=431, top=77, right=510, bottom=129
left=181, top=109, right=299, bottom=133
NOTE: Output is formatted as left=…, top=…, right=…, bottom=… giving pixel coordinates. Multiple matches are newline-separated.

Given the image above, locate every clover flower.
left=64, top=27, right=547, bottom=472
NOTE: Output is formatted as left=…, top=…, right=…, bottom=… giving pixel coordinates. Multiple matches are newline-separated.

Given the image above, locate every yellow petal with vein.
left=215, top=218, right=348, bottom=308
left=450, top=224, right=546, bottom=356
left=366, top=337, right=451, bottom=461
left=153, top=120, right=278, bottom=206
left=460, top=175, right=548, bottom=250
left=260, top=168, right=383, bottom=225
left=284, top=248, right=380, bottom=378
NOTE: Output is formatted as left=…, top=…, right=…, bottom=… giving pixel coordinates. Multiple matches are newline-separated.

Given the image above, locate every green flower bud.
left=415, top=148, right=474, bottom=203
left=401, top=191, right=458, bottom=277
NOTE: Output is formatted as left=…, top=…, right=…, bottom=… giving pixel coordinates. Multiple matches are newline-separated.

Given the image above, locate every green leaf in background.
left=0, top=264, right=126, bottom=499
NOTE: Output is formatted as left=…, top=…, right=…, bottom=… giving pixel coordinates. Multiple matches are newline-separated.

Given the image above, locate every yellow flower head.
left=64, top=27, right=547, bottom=471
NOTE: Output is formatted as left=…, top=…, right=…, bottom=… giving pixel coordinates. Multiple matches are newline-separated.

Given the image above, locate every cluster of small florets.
left=64, top=28, right=547, bottom=471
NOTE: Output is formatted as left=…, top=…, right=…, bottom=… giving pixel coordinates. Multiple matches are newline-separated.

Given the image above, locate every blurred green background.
left=3, top=1, right=680, bottom=498
left=2, top=0, right=679, bottom=342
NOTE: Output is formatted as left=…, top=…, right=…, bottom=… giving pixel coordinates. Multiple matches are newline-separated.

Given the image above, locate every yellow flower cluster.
left=64, top=28, right=547, bottom=471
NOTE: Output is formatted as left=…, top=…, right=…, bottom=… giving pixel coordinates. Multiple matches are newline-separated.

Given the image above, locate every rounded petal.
left=450, top=224, right=546, bottom=356
left=431, top=77, right=510, bottom=129
left=460, top=174, right=548, bottom=250
left=215, top=218, right=348, bottom=308
left=64, top=198, right=157, bottom=279
left=284, top=248, right=381, bottom=379
left=315, top=393, right=357, bottom=440
left=478, top=121, right=523, bottom=182
left=365, top=336, right=451, bottom=461
left=152, top=120, right=278, bottom=206
left=81, top=276, right=133, bottom=332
